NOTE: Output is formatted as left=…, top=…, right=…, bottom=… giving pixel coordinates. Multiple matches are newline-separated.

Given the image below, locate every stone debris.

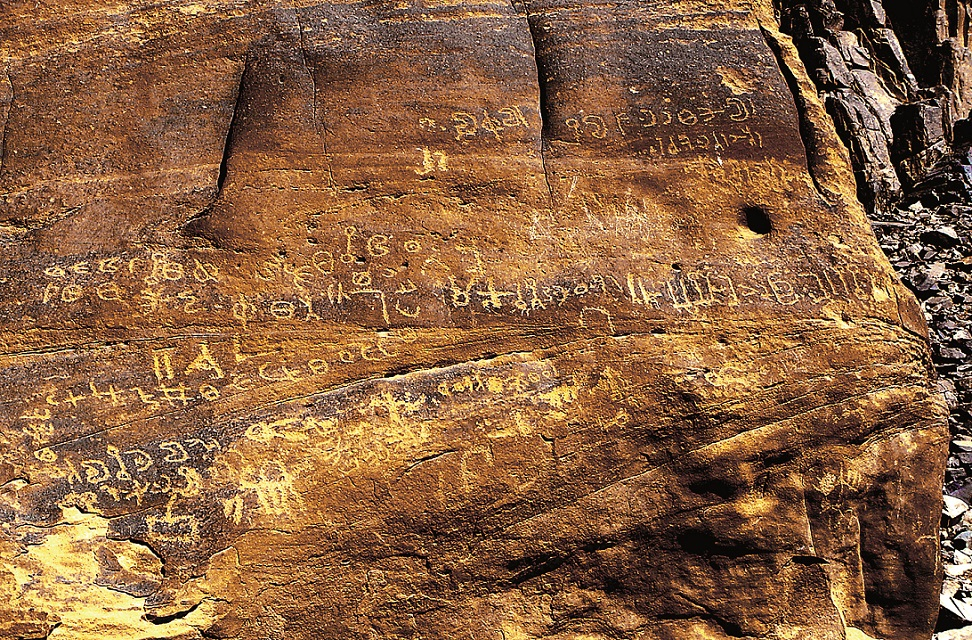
left=946, top=496, right=972, bottom=521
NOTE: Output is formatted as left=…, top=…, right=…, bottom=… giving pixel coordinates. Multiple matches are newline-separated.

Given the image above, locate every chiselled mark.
left=0, top=59, right=12, bottom=180
left=145, top=600, right=201, bottom=625
left=416, top=147, right=448, bottom=175
left=404, top=449, right=458, bottom=472
left=578, top=306, right=616, bottom=333
left=293, top=3, right=336, bottom=190
left=506, top=551, right=567, bottom=584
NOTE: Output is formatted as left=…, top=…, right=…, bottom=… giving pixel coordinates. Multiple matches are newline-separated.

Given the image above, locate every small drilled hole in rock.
left=688, top=478, right=737, bottom=499
left=743, top=205, right=772, bottom=235
left=764, top=451, right=795, bottom=467
left=603, top=577, right=623, bottom=593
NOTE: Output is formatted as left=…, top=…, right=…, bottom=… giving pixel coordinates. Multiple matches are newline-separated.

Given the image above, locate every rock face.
left=778, top=0, right=972, bottom=215
left=0, top=1, right=948, bottom=639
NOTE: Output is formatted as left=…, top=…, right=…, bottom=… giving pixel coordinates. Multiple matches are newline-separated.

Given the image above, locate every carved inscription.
left=39, top=432, right=218, bottom=510
left=442, top=263, right=891, bottom=316
left=14, top=331, right=423, bottom=439
left=216, top=357, right=570, bottom=524
left=23, top=238, right=891, bottom=332
left=449, top=106, right=530, bottom=142
left=560, top=95, right=763, bottom=157
left=40, top=252, right=221, bottom=314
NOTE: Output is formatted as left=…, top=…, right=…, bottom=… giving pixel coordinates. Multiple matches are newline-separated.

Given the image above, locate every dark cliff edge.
left=768, top=1, right=972, bottom=636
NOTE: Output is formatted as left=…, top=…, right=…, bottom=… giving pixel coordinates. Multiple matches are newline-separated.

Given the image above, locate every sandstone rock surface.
left=0, top=1, right=949, bottom=639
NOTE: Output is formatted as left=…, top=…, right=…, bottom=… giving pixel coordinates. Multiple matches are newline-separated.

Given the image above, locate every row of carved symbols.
left=563, top=96, right=755, bottom=141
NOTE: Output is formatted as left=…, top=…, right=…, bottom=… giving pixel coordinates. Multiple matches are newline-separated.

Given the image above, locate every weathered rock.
left=892, top=100, right=945, bottom=160
left=780, top=0, right=914, bottom=213
left=778, top=0, right=972, bottom=215
left=892, top=99, right=948, bottom=188
left=822, top=89, right=899, bottom=210
left=0, top=2, right=948, bottom=640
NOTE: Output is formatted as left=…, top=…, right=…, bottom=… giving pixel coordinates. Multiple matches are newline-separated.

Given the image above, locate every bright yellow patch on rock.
left=5, top=507, right=218, bottom=639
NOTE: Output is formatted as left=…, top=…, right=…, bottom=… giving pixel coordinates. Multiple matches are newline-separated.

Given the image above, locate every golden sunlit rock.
left=0, top=1, right=948, bottom=638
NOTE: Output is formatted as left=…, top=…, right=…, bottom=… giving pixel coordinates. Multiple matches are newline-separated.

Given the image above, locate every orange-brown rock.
left=0, top=1, right=949, bottom=639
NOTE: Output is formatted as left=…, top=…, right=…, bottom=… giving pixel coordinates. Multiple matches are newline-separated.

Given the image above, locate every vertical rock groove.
left=513, top=0, right=555, bottom=208
left=293, top=3, right=336, bottom=190
left=216, top=62, right=246, bottom=198
left=527, top=14, right=556, bottom=208
left=0, top=61, right=12, bottom=180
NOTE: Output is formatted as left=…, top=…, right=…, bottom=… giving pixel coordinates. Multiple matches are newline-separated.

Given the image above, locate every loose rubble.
left=869, top=142, right=972, bottom=637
